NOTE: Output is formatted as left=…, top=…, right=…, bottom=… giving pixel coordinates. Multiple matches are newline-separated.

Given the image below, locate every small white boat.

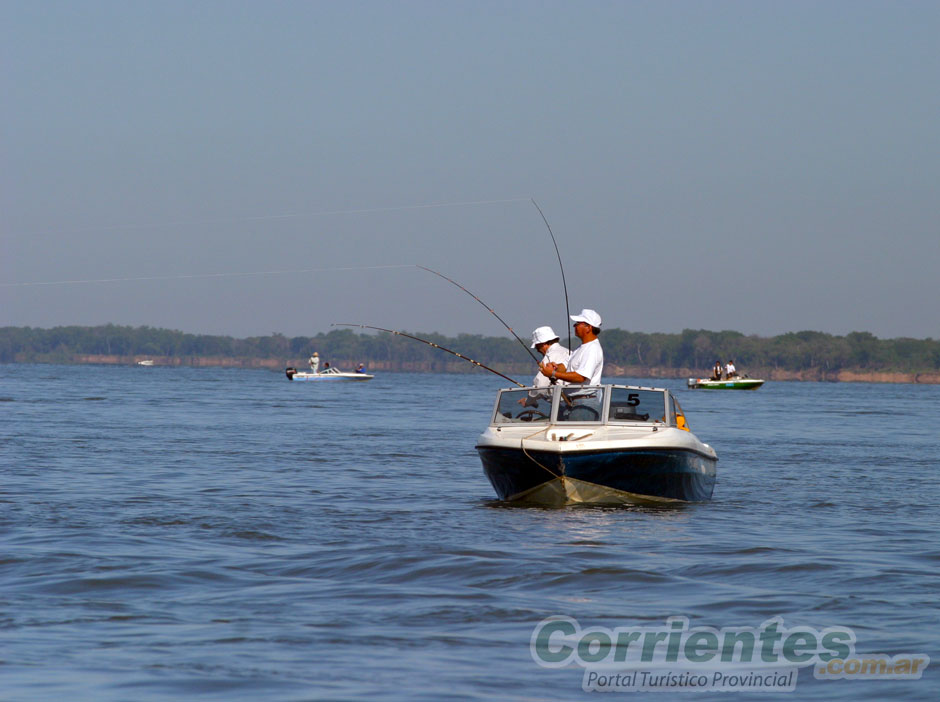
left=285, top=366, right=374, bottom=381
left=136, top=360, right=154, bottom=366
left=476, top=384, right=717, bottom=505
left=688, top=377, right=764, bottom=390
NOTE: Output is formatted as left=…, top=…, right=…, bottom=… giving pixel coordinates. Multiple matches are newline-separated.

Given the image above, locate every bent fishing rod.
left=415, top=265, right=540, bottom=365
left=531, top=199, right=571, bottom=354
left=330, top=324, right=525, bottom=387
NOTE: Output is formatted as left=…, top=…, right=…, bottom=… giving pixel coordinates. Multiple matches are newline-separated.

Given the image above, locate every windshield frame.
left=607, top=386, right=671, bottom=425
left=489, top=384, right=672, bottom=426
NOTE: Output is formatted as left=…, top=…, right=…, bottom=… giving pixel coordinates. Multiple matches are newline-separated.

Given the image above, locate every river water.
left=1, top=364, right=937, bottom=700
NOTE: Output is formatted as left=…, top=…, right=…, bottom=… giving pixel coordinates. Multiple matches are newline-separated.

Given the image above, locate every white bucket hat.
left=530, top=326, right=559, bottom=348
left=570, top=308, right=602, bottom=328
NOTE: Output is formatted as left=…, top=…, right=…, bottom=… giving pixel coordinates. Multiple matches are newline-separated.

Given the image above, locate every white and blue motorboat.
left=285, top=366, right=374, bottom=381
left=476, top=384, right=717, bottom=505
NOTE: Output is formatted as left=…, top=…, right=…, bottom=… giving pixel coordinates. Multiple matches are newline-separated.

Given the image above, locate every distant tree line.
left=601, top=328, right=940, bottom=374
left=1, top=325, right=939, bottom=374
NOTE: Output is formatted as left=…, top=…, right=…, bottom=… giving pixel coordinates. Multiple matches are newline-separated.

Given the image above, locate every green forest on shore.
left=2, top=325, right=939, bottom=381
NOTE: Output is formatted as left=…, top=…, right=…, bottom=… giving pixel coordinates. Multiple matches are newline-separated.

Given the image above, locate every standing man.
left=541, top=309, right=603, bottom=386
left=308, top=351, right=320, bottom=373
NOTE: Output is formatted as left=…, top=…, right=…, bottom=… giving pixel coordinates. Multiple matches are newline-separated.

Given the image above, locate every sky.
left=2, top=1, right=938, bottom=341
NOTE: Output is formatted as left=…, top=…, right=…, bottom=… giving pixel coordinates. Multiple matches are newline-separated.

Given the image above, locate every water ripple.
left=1, top=366, right=937, bottom=701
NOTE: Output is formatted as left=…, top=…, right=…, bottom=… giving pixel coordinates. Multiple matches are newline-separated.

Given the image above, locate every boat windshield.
left=557, top=386, right=606, bottom=423
left=671, top=393, right=690, bottom=431
left=490, top=385, right=672, bottom=425
left=493, top=388, right=553, bottom=424
left=608, top=387, right=667, bottom=423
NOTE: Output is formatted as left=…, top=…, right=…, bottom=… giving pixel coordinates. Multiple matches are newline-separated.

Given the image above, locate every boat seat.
left=610, top=402, right=650, bottom=421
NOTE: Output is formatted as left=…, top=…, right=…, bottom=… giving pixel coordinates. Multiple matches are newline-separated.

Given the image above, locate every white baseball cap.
left=570, top=309, right=602, bottom=328
left=530, top=326, right=559, bottom=348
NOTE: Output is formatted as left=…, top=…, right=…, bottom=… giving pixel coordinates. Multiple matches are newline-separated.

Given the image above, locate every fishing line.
left=531, top=199, right=572, bottom=354
left=15, top=197, right=531, bottom=238
left=2, top=264, right=413, bottom=288
left=415, top=265, right=540, bottom=366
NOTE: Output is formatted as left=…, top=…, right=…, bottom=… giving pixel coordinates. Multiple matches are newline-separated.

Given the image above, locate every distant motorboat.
left=687, top=377, right=764, bottom=390
left=136, top=360, right=154, bottom=366
left=285, top=366, right=373, bottom=381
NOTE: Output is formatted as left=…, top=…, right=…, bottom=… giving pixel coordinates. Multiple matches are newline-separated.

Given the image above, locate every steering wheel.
left=516, top=409, right=548, bottom=421
left=563, top=405, right=600, bottom=421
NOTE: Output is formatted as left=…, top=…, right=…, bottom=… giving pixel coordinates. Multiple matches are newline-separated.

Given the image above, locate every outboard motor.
left=285, top=366, right=296, bottom=380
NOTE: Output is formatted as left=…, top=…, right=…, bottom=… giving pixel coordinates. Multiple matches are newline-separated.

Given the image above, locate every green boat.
left=687, top=377, right=764, bottom=390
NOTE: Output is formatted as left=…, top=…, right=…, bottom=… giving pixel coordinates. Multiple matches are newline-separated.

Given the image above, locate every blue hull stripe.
left=477, top=447, right=717, bottom=502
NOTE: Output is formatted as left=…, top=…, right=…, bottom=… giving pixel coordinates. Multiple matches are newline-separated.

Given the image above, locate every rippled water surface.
left=2, top=365, right=937, bottom=700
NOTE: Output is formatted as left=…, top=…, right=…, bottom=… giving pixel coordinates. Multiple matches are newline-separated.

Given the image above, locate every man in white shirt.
left=520, top=325, right=570, bottom=406
left=308, top=352, right=320, bottom=373
left=540, top=309, right=604, bottom=386
left=725, top=359, right=736, bottom=379
left=530, top=326, right=570, bottom=388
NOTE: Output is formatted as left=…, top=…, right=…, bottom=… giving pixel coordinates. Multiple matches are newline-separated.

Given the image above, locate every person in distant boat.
left=725, top=359, right=737, bottom=379
left=356, top=363, right=366, bottom=373
left=540, top=309, right=603, bottom=386
left=712, top=359, right=723, bottom=381
left=519, top=325, right=570, bottom=406
left=322, top=362, right=331, bottom=372
left=308, top=352, right=320, bottom=373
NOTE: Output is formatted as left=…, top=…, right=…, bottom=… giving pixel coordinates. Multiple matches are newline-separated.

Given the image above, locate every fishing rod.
left=331, top=323, right=525, bottom=387
left=531, top=199, right=571, bottom=354
left=415, top=265, right=540, bottom=365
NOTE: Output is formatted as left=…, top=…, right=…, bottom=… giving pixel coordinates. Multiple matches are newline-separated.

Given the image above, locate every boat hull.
left=285, top=367, right=373, bottom=381
left=287, top=373, right=373, bottom=381
left=477, top=446, right=717, bottom=505
left=688, top=378, right=764, bottom=390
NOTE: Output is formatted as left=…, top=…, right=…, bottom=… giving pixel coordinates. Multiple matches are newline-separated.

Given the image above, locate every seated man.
left=520, top=325, right=570, bottom=406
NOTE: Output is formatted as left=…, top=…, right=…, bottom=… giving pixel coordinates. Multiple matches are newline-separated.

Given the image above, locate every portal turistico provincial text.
left=529, top=616, right=929, bottom=692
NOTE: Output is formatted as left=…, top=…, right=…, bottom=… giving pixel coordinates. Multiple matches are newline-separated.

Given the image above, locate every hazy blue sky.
left=2, top=1, right=938, bottom=340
